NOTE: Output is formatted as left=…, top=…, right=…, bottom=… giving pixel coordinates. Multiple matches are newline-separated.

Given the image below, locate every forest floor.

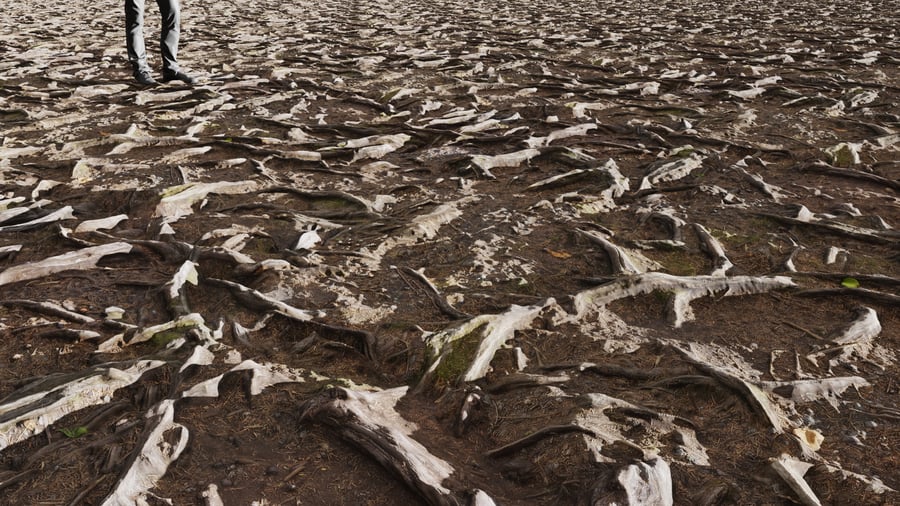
left=0, top=0, right=898, bottom=504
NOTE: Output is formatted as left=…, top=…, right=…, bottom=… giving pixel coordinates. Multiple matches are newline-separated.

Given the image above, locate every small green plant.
left=841, top=277, right=860, bottom=288
left=60, top=426, right=88, bottom=438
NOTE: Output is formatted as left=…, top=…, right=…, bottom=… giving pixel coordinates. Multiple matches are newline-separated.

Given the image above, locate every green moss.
left=653, top=250, right=701, bottom=276
left=653, top=289, right=676, bottom=303
left=846, top=254, right=894, bottom=275
left=313, top=196, right=357, bottom=211
left=150, top=328, right=187, bottom=347
left=430, top=325, right=486, bottom=385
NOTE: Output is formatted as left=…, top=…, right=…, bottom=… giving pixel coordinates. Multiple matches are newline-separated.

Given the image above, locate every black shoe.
left=134, top=70, right=158, bottom=86
left=161, top=70, right=197, bottom=85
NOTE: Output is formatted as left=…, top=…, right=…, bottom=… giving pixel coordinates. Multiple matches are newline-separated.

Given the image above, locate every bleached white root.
left=573, top=272, right=795, bottom=328
left=672, top=341, right=791, bottom=432
left=423, top=300, right=553, bottom=384
left=468, top=148, right=540, bottom=178
left=528, top=159, right=628, bottom=215
left=761, top=205, right=897, bottom=243
left=762, top=377, right=870, bottom=410
left=771, top=454, right=822, bottom=506
left=575, top=393, right=709, bottom=466
left=207, top=278, right=318, bottom=321
left=74, top=214, right=129, bottom=233
left=524, top=123, right=597, bottom=148
left=821, top=462, right=895, bottom=494
left=165, top=260, right=199, bottom=315
left=181, top=360, right=309, bottom=398
left=733, top=159, right=788, bottom=202
left=638, top=152, right=704, bottom=190
left=348, top=133, right=411, bottom=162
left=153, top=180, right=260, bottom=221
left=101, top=400, right=189, bottom=506
left=807, top=307, right=886, bottom=368
left=0, top=360, right=165, bottom=451
left=0, top=205, right=73, bottom=232
left=202, top=484, right=224, bottom=506
left=469, top=489, right=497, bottom=506
left=616, top=458, right=674, bottom=506
left=692, top=223, right=733, bottom=276
left=300, top=386, right=475, bottom=506
left=363, top=197, right=475, bottom=269
left=0, top=241, right=132, bottom=286
left=0, top=299, right=95, bottom=324
left=576, top=228, right=661, bottom=275
left=676, top=340, right=871, bottom=435
left=97, top=313, right=216, bottom=353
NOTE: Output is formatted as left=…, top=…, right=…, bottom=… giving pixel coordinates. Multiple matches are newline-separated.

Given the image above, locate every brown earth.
left=0, top=0, right=898, bottom=505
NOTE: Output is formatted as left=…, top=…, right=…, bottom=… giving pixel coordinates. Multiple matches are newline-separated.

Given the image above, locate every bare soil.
left=0, top=0, right=898, bottom=505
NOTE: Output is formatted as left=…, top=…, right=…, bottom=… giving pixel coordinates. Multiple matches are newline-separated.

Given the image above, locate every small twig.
left=282, top=462, right=307, bottom=483
left=781, top=321, right=826, bottom=341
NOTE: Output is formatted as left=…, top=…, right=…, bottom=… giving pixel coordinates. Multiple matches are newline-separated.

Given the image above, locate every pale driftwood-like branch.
left=300, top=387, right=470, bottom=506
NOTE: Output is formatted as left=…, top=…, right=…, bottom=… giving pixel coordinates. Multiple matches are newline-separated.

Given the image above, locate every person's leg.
left=157, top=0, right=196, bottom=84
left=125, top=0, right=150, bottom=74
left=157, top=0, right=180, bottom=73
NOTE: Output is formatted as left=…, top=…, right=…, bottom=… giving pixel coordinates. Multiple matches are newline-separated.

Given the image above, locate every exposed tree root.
left=795, top=288, right=900, bottom=305
left=397, top=265, right=471, bottom=320
left=0, top=299, right=95, bottom=324
left=300, top=386, right=468, bottom=506
left=484, top=373, right=570, bottom=394
left=799, top=161, right=900, bottom=191
left=485, top=425, right=596, bottom=458
left=206, top=277, right=317, bottom=321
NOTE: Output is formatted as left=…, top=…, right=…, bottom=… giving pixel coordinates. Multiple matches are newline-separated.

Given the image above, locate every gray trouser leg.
left=125, top=0, right=181, bottom=74
left=157, top=0, right=181, bottom=73
left=125, top=0, right=149, bottom=73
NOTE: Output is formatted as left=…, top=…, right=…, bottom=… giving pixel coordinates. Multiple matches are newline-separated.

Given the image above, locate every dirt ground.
left=0, top=0, right=898, bottom=504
